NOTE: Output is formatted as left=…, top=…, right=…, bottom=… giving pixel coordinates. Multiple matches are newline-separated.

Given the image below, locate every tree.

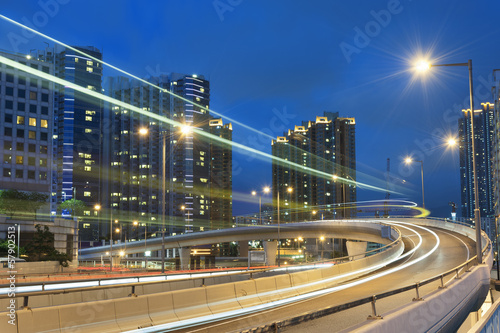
left=0, top=190, right=48, bottom=219
left=25, top=192, right=48, bottom=219
left=59, top=199, right=86, bottom=220
left=0, top=190, right=28, bottom=218
left=25, top=224, right=71, bottom=267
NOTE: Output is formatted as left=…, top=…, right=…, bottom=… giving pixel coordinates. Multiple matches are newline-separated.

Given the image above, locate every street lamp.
left=404, top=157, right=425, bottom=210
left=139, top=127, right=167, bottom=273
left=275, top=186, right=292, bottom=267
left=133, top=220, right=148, bottom=269
left=319, top=235, right=325, bottom=261
left=333, top=174, right=356, bottom=219
left=415, top=58, right=482, bottom=264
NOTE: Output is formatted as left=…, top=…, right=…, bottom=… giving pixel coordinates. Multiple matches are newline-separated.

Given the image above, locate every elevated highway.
left=2, top=218, right=492, bottom=333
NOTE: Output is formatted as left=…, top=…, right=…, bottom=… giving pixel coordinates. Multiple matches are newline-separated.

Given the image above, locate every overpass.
left=0, top=217, right=492, bottom=332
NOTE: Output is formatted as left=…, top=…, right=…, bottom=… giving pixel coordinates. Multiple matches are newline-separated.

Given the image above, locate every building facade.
left=459, top=102, right=494, bottom=219
left=105, top=74, right=232, bottom=245
left=492, top=69, right=500, bottom=225
left=271, top=111, right=356, bottom=222
left=0, top=50, right=54, bottom=218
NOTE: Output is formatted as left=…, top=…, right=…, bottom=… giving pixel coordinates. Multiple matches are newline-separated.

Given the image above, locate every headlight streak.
left=126, top=222, right=439, bottom=333
left=0, top=54, right=391, bottom=195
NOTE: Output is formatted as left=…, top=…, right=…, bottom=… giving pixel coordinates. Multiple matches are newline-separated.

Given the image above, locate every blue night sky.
left=2, top=0, right=500, bottom=217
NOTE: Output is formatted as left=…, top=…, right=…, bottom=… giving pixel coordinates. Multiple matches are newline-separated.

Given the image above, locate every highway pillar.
left=179, top=247, right=191, bottom=270
left=346, top=241, right=367, bottom=261
left=239, top=241, right=249, bottom=257
left=263, top=241, right=277, bottom=266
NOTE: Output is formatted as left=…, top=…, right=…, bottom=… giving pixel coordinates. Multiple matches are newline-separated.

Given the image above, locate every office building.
left=492, top=69, right=500, bottom=224
left=0, top=50, right=54, bottom=217
left=459, top=102, right=494, bottom=219
left=272, top=111, right=356, bottom=222
left=105, top=74, right=232, bottom=243
left=49, top=46, right=104, bottom=241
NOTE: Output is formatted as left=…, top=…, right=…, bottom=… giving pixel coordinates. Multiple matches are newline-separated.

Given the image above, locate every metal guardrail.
left=0, top=222, right=403, bottom=311
left=247, top=227, right=492, bottom=333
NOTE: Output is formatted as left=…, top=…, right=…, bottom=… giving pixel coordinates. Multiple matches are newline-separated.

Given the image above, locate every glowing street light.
left=413, top=57, right=482, bottom=263
left=447, top=137, right=457, bottom=147
left=404, top=157, right=425, bottom=210
left=415, top=60, right=431, bottom=72
left=180, top=125, right=192, bottom=135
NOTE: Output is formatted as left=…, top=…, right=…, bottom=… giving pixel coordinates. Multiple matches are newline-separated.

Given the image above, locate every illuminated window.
left=39, top=158, right=47, bottom=167
left=75, top=58, right=79, bottom=63
left=84, top=166, right=91, bottom=171
left=85, top=128, right=92, bottom=133
left=84, top=154, right=91, bottom=159
left=85, top=116, right=92, bottom=121
left=200, top=151, right=205, bottom=156
left=200, top=178, right=208, bottom=183
left=29, top=118, right=36, bottom=126
left=200, top=88, right=204, bottom=93
left=85, top=160, right=92, bottom=165
left=17, top=116, right=25, bottom=125
left=83, top=223, right=90, bottom=228
left=86, top=67, right=93, bottom=73
left=84, top=191, right=91, bottom=197
left=85, top=110, right=96, bottom=115
left=15, top=156, right=23, bottom=164
left=86, top=60, right=93, bottom=66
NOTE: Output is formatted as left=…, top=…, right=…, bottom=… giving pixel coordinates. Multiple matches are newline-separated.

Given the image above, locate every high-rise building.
left=0, top=50, right=54, bottom=217
left=105, top=74, right=232, bottom=242
left=491, top=69, right=500, bottom=221
left=49, top=46, right=104, bottom=241
left=459, top=102, right=494, bottom=219
left=209, top=118, right=232, bottom=231
left=272, top=111, right=356, bottom=222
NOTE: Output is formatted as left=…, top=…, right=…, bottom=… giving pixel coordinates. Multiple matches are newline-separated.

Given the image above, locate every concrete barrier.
left=255, top=276, right=280, bottom=303
left=52, top=291, right=82, bottom=306
left=105, top=286, right=131, bottom=299
left=290, top=271, right=314, bottom=294
left=205, top=283, right=242, bottom=313
left=27, top=294, right=52, bottom=308
left=0, top=311, right=17, bottom=333
left=274, top=274, right=298, bottom=299
left=172, top=288, right=212, bottom=320
left=81, top=289, right=106, bottom=302
left=114, top=296, right=152, bottom=330
left=169, top=279, right=195, bottom=291
left=59, top=299, right=119, bottom=332
left=147, top=292, right=178, bottom=325
left=17, top=306, right=61, bottom=333
left=143, top=283, right=165, bottom=295
left=234, top=279, right=262, bottom=308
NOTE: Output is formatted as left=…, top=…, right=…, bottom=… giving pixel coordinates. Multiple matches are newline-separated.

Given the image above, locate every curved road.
left=169, top=222, right=475, bottom=333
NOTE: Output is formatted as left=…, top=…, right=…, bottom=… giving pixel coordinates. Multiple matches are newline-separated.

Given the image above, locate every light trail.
left=0, top=54, right=393, bottom=195
left=126, top=221, right=440, bottom=333
left=0, top=14, right=274, bottom=141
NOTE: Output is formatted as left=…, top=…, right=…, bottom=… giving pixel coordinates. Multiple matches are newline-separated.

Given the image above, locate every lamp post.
left=333, top=174, right=356, bottom=219
left=319, top=235, right=325, bottom=261
left=404, top=158, right=425, bottom=210
left=416, top=59, right=482, bottom=264
left=251, top=190, right=263, bottom=225
left=134, top=220, right=148, bottom=269
left=139, top=127, right=167, bottom=273
left=272, top=186, right=292, bottom=267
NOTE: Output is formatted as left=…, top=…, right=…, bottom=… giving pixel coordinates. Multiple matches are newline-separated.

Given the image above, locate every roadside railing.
left=252, top=228, right=492, bottom=332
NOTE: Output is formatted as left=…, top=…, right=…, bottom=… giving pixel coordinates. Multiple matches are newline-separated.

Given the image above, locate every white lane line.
left=129, top=223, right=440, bottom=333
